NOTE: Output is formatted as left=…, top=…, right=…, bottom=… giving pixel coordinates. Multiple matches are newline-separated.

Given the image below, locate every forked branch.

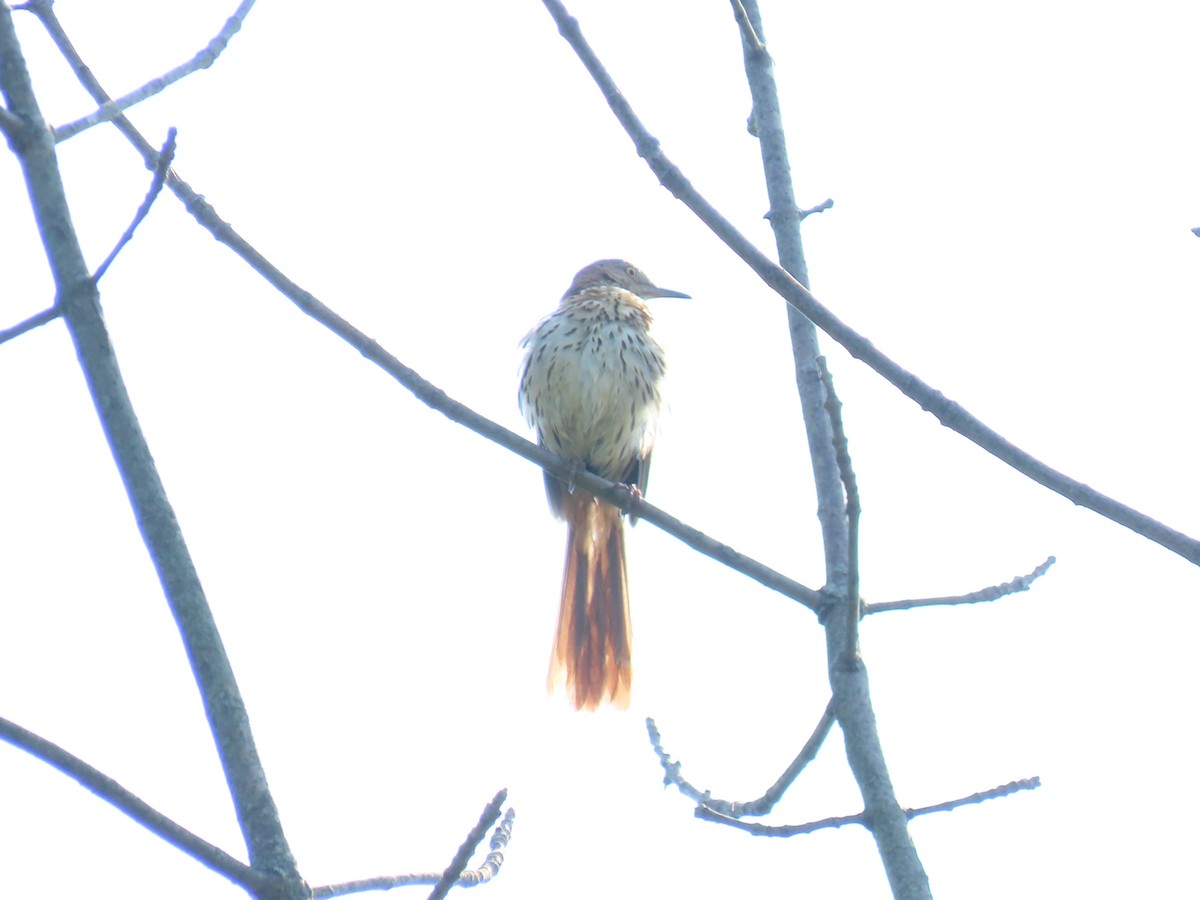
left=695, top=777, right=1040, bottom=837
left=311, top=806, right=515, bottom=898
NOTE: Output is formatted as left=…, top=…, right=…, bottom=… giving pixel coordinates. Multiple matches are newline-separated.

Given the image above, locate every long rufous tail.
left=548, top=491, right=632, bottom=710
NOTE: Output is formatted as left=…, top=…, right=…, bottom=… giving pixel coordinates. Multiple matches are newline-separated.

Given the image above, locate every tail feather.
left=548, top=493, right=632, bottom=710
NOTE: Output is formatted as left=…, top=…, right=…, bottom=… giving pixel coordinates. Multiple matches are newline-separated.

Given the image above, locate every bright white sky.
left=2, top=1, right=1198, bottom=897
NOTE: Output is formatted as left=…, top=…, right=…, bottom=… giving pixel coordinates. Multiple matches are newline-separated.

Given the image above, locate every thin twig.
left=0, top=306, right=61, bottom=346
left=0, top=715, right=265, bottom=892
left=43, top=0, right=256, bottom=143
left=312, top=808, right=515, bottom=898
left=695, top=777, right=1040, bottom=837
left=764, top=199, right=835, bottom=222
left=864, top=557, right=1056, bottom=614
left=92, top=128, right=177, bottom=282
left=905, top=777, right=1040, bottom=818
left=696, top=804, right=859, bottom=836
left=539, top=0, right=1200, bottom=570
left=797, top=198, right=834, bottom=220
left=646, top=717, right=710, bottom=806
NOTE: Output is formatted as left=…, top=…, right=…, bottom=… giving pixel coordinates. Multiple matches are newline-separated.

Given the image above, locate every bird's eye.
left=626, top=266, right=637, bottom=278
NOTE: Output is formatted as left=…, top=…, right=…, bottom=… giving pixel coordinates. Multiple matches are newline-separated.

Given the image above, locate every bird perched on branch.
left=519, top=259, right=688, bottom=710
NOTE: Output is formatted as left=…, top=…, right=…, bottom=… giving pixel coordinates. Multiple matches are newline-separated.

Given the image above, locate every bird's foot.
left=565, top=459, right=585, bottom=495
left=620, top=483, right=644, bottom=522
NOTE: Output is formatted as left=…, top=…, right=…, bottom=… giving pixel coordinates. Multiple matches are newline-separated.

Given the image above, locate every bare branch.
left=906, top=777, right=1040, bottom=819
left=695, top=777, right=1040, bottom=837
left=696, top=804, right=860, bottom=836
left=91, top=128, right=177, bottom=282
left=428, top=789, right=507, bottom=900
left=0, top=715, right=264, bottom=892
left=743, top=701, right=837, bottom=815
left=818, top=356, right=861, bottom=661
left=799, top=198, right=834, bottom=219
left=864, top=557, right=1056, bottom=615
left=646, top=716, right=713, bottom=807
left=312, top=808, right=516, bottom=898
left=0, top=9, right=303, bottom=892
left=730, top=3, right=929, bottom=895
left=648, top=703, right=836, bottom=817
left=538, top=0, right=1200, bottom=570
left=0, top=306, right=60, bottom=346
left=38, top=0, right=257, bottom=143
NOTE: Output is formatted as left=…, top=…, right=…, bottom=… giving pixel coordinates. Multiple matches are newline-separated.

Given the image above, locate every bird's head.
left=563, top=259, right=690, bottom=301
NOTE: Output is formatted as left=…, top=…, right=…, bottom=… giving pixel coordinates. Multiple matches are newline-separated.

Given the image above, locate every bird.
left=519, top=259, right=688, bottom=710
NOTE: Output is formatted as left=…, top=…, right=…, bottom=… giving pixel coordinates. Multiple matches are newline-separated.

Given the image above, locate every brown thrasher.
left=519, top=260, right=688, bottom=710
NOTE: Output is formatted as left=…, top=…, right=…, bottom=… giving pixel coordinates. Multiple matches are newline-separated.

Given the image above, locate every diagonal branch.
left=0, top=715, right=265, bottom=892
left=0, top=305, right=60, bottom=346
left=155, top=220, right=822, bottom=610
left=91, top=127, right=176, bottom=282
left=32, top=0, right=257, bottom=143
left=538, top=0, right=1200, bottom=570
left=427, top=789, right=507, bottom=900
left=28, top=0, right=826, bottom=618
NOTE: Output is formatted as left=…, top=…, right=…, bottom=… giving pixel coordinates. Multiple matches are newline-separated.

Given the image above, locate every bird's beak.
left=643, top=286, right=690, bottom=299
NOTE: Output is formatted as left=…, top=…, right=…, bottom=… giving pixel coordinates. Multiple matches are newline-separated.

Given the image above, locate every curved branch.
left=648, top=703, right=835, bottom=817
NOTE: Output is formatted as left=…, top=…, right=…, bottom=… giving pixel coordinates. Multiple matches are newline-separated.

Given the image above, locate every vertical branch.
left=0, top=7, right=302, bottom=896
left=732, top=3, right=846, bottom=586
left=817, top=356, right=861, bottom=661
left=734, top=4, right=931, bottom=898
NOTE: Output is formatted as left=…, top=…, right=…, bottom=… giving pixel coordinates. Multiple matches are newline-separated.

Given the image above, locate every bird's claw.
left=620, top=483, right=644, bottom=521
left=565, top=459, right=585, bottom=495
